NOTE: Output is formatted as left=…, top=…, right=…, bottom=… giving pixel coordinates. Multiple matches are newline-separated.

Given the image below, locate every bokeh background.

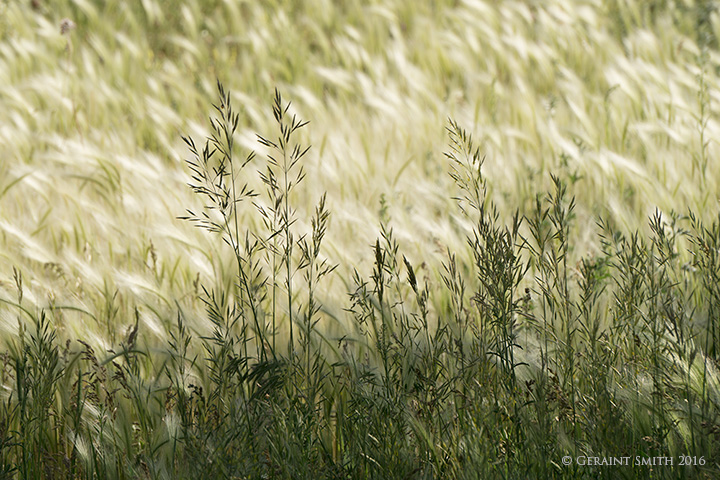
left=1, top=0, right=718, bottom=344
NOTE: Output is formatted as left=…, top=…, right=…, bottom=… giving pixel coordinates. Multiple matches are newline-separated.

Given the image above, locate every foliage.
left=2, top=1, right=720, bottom=478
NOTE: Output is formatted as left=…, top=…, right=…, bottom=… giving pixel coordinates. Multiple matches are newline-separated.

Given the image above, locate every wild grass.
left=1, top=0, right=720, bottom=478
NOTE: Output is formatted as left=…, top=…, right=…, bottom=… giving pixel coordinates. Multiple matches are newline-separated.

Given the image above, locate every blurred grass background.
left=1, top=1, right=720, bottom=478
left=1, top=0, right=718, bottom=344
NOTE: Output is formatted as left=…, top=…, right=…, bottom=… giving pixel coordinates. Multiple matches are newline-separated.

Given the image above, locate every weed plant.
left=1, top=82, right=719, bottom=479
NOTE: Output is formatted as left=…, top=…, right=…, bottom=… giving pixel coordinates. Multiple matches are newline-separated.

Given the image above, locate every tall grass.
left=1, top=83, right=719, bottom=478
left=1, top=0, right=720, bottom=478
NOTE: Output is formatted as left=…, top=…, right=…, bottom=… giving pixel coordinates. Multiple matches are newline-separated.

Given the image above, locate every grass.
left=1, top=0, right=720, bottom=478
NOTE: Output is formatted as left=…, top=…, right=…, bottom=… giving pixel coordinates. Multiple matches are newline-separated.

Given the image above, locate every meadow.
left=1, top=0, right=720, bottom=478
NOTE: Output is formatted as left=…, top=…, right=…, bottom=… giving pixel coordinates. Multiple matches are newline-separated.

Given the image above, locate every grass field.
left=1, top=0, right=720, bottom=478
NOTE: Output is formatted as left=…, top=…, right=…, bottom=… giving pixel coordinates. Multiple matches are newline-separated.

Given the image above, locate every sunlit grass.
left=1, top=0, right=719, bottom=478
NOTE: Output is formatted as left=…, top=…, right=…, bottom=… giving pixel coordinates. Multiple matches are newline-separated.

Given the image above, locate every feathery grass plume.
left=446, top=118, right=537, bottom=472
left=688, top=210, right=720, bottom=455
left=446, top=119, right=529, bottom=395
left=179, top=80, right=266, bottom=362
left=531, top=175, right=580, bottom=439
left=297, top=193, right=337, bottom=403
left=256, top=88, right=310, bottom=357
left=7, top=311, right=64, bottom=478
